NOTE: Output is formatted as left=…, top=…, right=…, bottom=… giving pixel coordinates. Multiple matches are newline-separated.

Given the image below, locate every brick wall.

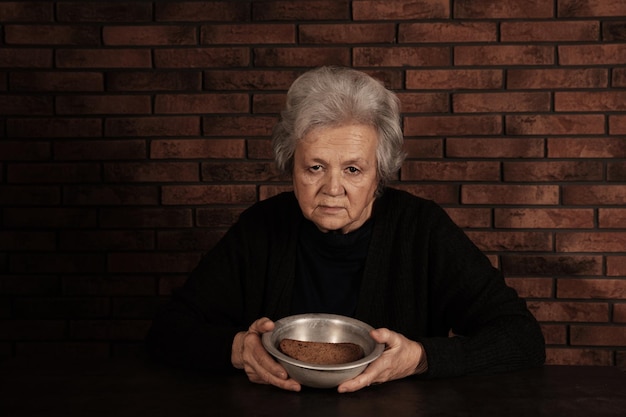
left=0, top=1, right=625, bottom=367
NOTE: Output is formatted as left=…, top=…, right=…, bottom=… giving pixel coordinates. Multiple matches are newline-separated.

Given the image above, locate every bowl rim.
left=261, top=313, right=385, bottom=371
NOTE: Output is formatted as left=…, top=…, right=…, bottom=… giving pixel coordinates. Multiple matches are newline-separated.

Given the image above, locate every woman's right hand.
left=231, top=317, right=301, bottom=392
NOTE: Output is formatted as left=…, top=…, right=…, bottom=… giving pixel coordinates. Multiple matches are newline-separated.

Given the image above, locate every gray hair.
left=272, top=66, right=405, bottom=190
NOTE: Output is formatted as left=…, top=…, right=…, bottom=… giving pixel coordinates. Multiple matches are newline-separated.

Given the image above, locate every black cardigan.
left=146, top=188, right=545, bottom=378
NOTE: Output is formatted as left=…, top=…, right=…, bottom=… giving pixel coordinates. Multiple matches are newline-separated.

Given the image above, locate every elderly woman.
left=146, top=66, right=545, bottom=393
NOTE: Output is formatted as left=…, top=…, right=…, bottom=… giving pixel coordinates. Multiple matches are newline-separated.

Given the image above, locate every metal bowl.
left=262, top=313, right=385, bottom=389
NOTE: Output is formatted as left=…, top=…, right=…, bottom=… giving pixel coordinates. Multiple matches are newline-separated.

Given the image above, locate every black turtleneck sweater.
left=291, top=218, right=373, bottom=316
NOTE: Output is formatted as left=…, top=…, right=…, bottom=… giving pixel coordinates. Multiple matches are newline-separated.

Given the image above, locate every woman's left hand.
left=337, top=328, right=428, bottom=393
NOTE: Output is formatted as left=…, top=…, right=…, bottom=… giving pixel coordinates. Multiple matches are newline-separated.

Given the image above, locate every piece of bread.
left=279, top=338, right=364, bottom=365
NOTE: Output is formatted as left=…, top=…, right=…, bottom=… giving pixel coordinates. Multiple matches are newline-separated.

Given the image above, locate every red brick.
left=54, top=140, right=146, bottom=161
left=158, top=276, right=188, bottom=296
left=563, top=185, right=626, bottom=205
left=161, top=185, right=257, bottom=205
left=156, top=2, right=249, bottom=22
left=107, top=253, right=201, bottom=274
left=444, top=208, right=491, bottom=228
left=0, top=275, right=59, bottom=295
left=353, top=0, right=449, bottom=20
left=10, top=253, right=105, bottom=273
left=0, top=95, right=52, bottom=115
left=503, top=161, right=603, bottom=182
left=615, top=304, right=626, bottom=323
left=105, top=116, right=200, bottom=137
left=506, top=115, right=605, bottom=135
left=548, top=138, right=626, bottom=158
left=463, top=185, right=559, bottom=205
left=407, top=69, right=503, bottom=90
left=253, top=94, right=286, bottom=114
left=203, top=116, right=276, bottom=137
left=7, top=163, right=100, bottom=183
left=154, top=93, right=248, bottom=114
left=401, top=161, right=500, bottom=181
left=56, top=95, right=151, bottom=115
left=608, top=161, right=626, bottom=181
left=599, top=209, right=626, bottom=228
left=393, top=184, right=459, bottom=205
left=157, top=230, right=224, bottom=251
left=559, top=0, right=626, bottom=17
left=0, top=186, right=59, bottom=206
left=10, top=71, right=103, bottom=92
left=204, top=70, right=300, bottom=91
left=104, top=162, right=199, bottom=182
left=557, top=279, right=626, bottom=299
left=502, top=255, right=603, bottom=276
left=253, top=1, right=350, bottom=20
left=558, top=232, right=626, bottom=252
left=495, top=208, right=594, bottom=229
left=100, top=208, right=192, bottom=229
left=14, top=297, right=110, bottom=319
left=63, top=275, right=156, bottom=296
left=467, top=231, right=552, bottom=252
left=560, top=44, right=626, bottom=65
left=16, top=342, right=110, bottom=358
left=202, top=162, right=288, bottom=182
left=150, top=139, right=245, bottom=159
left=397, top=93, right=448, bottom=113
left=5, top=24, right=100, bottom=45
left=455, top=45, right=553, bottom=66
left=203, top=24, right=295, bottom=44
left=196, top=207, right=246, bottom=228
left=545, top=348, right=613, bottom=366
left=607, top=257, right=626, bottom=276
left=614, top=68, right=626, bottom=86
left=108, top=71, right=201, bottom=92
left=505, top=277, right=553, bottom=298
left=255, top=47, right=350, bottom=67
left=354, top=46, right=449, bottom=67
left=403, top=139, right=443, bottom=159
left=528, top=300, right=608, bottom=322
left=501, top=21, right=598, bottom=42
left=453, top=92, right=550, bottom=113
left=247, top=138, right=276, bottom=159
left=154, top=47, right=249, bottom=68
left=0, top=48, right=52, bottom=68
left=259, top=184, right=294, bottom=201
left=0, top=2, right=53, bottom=21
left=609, top=115, right=626, bottom=134
left=56, top=2, right=152, bottom=22
left=455, top=0, right=553, bottom=18
left=0, top=231, right=55, bottom=250
left=399, top=22, right=496, bottom=43
left=556, top=91, right=626, bottom=112
left=0, top=320, right=66, bottom=340
left=59, top=230, right=154, bottom=251
left=507, top=68, right=608, bottom=89
left=63, top=185, right=158, bottom=206
left=570, top=325, right=626, bottom=346
left=447, top=138, right=544, bottom=158
left=57, top=48, right=152, bottom=68
left=404, top=115, right=501, bottom=136
left=103, top=25, right=196, bottom=46
left=300, top=23, right=395, bottom=44
left=7, top=118, right=101, bottom=138
left=541, top=324, right=566, bottom=344
left=4, top=207, right=97, bottom=228
left=604, top=22, right=626, bottom=42
left=70, top=320, right=152, bottom=341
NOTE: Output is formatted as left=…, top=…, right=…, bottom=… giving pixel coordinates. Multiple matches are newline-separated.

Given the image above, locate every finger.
left=249, top=317, right=274, bottom=334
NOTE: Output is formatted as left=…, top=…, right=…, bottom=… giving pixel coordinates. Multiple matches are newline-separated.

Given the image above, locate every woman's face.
left=292, top=123, right=379, bottom=234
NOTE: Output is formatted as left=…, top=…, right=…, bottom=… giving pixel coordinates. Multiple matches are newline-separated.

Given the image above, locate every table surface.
left=1, top=356, right=625, bottom=417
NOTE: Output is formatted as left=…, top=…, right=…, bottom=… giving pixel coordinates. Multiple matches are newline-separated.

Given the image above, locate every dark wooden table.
left=1, top=356, right=625, bottom=417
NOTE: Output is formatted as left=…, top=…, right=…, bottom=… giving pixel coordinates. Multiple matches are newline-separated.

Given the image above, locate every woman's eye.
left=309, top=165, right=322, bottom=172
left=347, top=166, right=360, bottom=174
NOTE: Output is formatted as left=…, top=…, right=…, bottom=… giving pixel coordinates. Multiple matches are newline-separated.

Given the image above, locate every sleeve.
left=417, top=204, right=546, bottom=378
left=145, top=213, right=260, bottom=372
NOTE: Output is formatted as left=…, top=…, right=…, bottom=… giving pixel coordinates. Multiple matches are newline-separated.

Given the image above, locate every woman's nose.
left=323, top=170, right=345, bottom=196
